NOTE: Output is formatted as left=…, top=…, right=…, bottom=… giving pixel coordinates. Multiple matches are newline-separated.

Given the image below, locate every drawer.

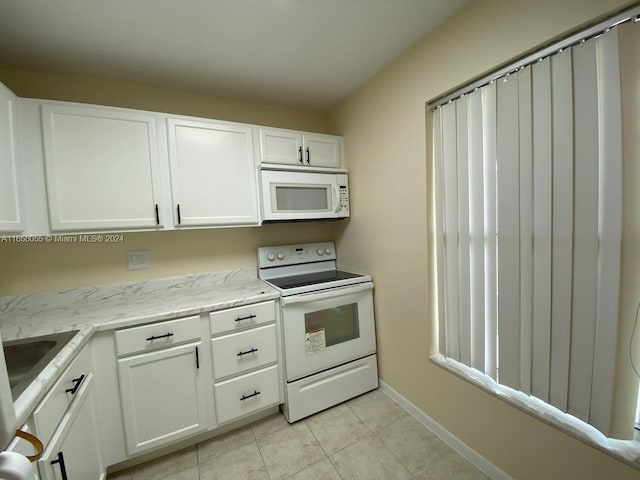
left=211, top=324, right=277, bottom=380
left=32, top=344, right=91, bottom=446
left=115, top=315, right=201, bottom=357
left=214, top=365, right=280, bottom=424
left=209, top=301, right=275, bottom=336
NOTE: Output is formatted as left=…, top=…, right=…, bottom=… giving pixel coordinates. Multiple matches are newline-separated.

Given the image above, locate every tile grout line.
left=253, top=423, right=274, bottom=480
left=301, top=418, right=347, bottom=480
left=274, top=421, right=329, bottom=480
left=345, top=399, right=377, bottom=434
left=248, top=419, right=272, bottom=480
left=346, top=393, right=419, bottom=478
left=372, top=417, right=418, bottom=479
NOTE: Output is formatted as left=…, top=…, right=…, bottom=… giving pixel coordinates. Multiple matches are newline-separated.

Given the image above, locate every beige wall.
left=0, top=70, right=334, bottom=296
left=330, top=0, right=639, bottom=479
left=0, top=223, right=333, bottom=295
left=0, top=68, right=333, bottom=132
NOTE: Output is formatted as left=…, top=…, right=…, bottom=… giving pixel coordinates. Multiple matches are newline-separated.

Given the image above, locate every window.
left=431, top=7, right=640, bottom=450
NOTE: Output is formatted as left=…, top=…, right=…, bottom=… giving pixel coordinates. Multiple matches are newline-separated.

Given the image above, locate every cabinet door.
left=167, top=118, right=258, bottom=227
left=0, top=81, right=25, bottom=233
left=32, top=344, right=91, bottom=447
left=303, top=133, right=341, bottom=168
left=38, top=373, right=104, bottom=480
left=41, top=104, right=163, bottom=232
left=117, top=341, right=207, bottom=455
left=259, top=128, right=303, bottom=166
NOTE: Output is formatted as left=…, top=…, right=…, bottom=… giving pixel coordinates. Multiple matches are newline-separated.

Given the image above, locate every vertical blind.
left=432, top=29, right=623, bottom=436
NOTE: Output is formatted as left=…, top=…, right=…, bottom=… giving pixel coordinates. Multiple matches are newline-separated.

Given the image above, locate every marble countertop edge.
left=3, top=270, right=280, bottom=428
left=13, top=326, right=95, bottom=426
left=92, top=290, right=280, bottom=332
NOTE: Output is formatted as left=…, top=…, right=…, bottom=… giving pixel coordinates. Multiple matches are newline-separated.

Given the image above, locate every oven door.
left=280, top=282, right=376, bottom=382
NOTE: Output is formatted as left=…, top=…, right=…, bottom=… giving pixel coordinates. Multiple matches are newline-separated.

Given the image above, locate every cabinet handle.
left=177, top=204, right=182, bottom=224
left=146, top=332, right=174, bottom=341
left=240, top=390, right=261, bottom=401
left=155, top=204, right=160, bottom=225
left=235, top=314, right=256, bottom=322
left=65, top=374, right=85, bottom=395
left=298, top=146, right=303, bottom=164
left=50, top=451, right=68, bottom=480
left=195, top=346, right=200, bottom=369
left=306, top=146, right=310, bottom=164
left=237, top=347, right=258, bottom=357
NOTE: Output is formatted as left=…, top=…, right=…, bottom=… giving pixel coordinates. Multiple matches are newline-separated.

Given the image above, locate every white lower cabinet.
left=32, top=345, right=91, bottom=447
left=211, top=324, right=278, bottom=379
left=210, top=301, right=281, bottom=424
left=38, top=373, right=104, bottom=480
left=214, top=365, right=280, bottom=424
left=117, top=341, right=208, bottom=455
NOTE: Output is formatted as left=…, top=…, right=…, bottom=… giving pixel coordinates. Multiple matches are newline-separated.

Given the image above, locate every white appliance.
left=260, top=170, right=350, bottom=221
left=258, top=242, right=378, bottom=422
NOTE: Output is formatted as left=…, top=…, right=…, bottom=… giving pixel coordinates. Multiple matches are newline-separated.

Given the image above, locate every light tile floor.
left=107, top=390, right=490, bottom=480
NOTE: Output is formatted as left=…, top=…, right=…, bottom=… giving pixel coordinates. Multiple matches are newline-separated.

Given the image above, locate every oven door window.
left=304, top=303, right=359, bottom=354
left=272, top=184, right=330, bottom=212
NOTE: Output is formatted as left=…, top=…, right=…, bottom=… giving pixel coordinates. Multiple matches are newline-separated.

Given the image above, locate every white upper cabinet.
left=41, top=104, right=164, bottom=232
left=259, top=128, right=304, bottom=166
left=167, top=117, right=259, bottom=227
left=15, top=97, right=342, bottom=234
left=259, top=127, right=342, bottom=169
left=0, top=81, right=25, bottom=233
left=302, top=133, right=341, bottom=168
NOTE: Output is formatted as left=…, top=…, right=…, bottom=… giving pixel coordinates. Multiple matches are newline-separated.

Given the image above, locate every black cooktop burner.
left=267, top=270, right=364, bottom=290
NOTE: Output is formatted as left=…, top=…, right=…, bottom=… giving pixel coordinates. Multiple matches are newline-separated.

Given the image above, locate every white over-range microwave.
left=260, top=170, right=350, bottom=221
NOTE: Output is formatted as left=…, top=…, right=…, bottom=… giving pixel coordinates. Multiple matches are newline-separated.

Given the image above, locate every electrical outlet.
left=127, top=250, right=151, bottom=270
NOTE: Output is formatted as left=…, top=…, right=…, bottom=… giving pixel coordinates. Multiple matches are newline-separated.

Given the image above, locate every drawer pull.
left=195, top=346, right=200, bottom=369
left=237, top=347, right=259, bottom=357
left=240, top=390, right=261, bottom=401
left=65, top=374, right=85, bottom=395
left=146, top=332, right=174, bottom=341
left=235, top=314, right=257, bottom=322
left=50, top=451, right=68, bottom=480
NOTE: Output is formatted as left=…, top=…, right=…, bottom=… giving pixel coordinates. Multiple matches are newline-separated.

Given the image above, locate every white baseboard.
left=379, top=380, right=512, bottom=480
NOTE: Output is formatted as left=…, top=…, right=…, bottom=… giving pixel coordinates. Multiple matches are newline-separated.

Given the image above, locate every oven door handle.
left=281, top=282, right=373, bottom=306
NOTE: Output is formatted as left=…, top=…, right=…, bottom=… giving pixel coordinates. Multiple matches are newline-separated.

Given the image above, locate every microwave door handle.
left=332, top=185, right=340, bottom=213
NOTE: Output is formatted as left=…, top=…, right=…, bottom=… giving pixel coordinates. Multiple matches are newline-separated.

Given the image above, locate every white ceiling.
left=0, top=0, right=469, bottom=111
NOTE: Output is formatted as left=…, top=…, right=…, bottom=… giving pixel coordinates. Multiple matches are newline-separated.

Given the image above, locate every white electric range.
left=258, top=242, right=379, bottom=422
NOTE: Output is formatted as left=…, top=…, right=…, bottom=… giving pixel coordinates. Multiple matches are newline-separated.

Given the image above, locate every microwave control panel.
left=337, top=174, right=350, bottom=217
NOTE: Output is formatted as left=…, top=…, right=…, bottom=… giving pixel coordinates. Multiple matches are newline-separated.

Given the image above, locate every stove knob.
left=324, top=248, right=332, bottom=255
left=316, top=248, right=324, bottom=256
left=277, top=252, right=285, bottom=260
left=267, top=253, right=275, bottom=261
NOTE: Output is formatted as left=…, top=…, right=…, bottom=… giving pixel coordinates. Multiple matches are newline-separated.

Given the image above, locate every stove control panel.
left=258, top=242, right=336, bottom=267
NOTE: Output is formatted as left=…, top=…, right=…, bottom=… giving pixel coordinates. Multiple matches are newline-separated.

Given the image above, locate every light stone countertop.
left=0, top=269, right=279, bottom=425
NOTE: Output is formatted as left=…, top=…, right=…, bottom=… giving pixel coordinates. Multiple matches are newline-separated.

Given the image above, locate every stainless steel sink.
left=2, top=330, right=79, bottom=399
